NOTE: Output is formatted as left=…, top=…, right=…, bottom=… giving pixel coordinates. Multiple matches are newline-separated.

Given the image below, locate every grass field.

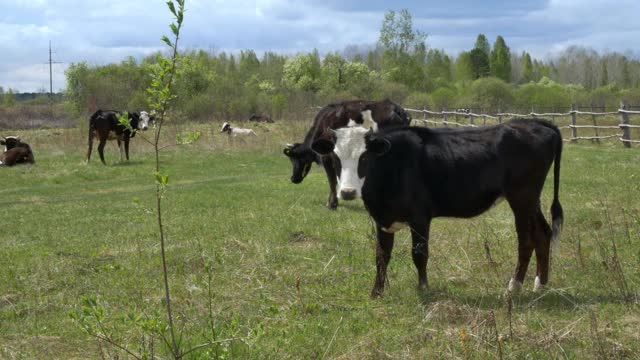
left=1, top=119, right=639, bottom=359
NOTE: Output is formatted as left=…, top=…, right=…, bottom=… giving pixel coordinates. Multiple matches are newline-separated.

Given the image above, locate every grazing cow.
left=220, top=122, right=257, bottom=136
left=87, top=110, right=150, bottom=164
left=284, top=99, right=410, bottom=209
left=249, top=114, right=274, bottom=123
left=358, top=119, right=563, bottom=297
left=0, top=136, right=35, bottom=166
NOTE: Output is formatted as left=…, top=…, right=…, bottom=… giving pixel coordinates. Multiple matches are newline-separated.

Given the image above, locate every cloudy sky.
left=2, top=0, right=640, bottom=92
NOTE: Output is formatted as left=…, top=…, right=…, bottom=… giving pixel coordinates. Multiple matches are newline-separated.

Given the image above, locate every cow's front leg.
left=321, top=155, right=338, bottom=210
left=371, top=225, right=395, bottom=298
left=410, top=219, right=430, bottom=290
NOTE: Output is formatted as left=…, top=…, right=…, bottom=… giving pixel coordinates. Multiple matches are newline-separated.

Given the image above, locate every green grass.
left=1, top=121, right=639, bottom=359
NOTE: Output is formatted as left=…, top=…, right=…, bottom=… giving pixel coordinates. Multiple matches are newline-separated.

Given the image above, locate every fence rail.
left=405, top=103, right=639, bottom=148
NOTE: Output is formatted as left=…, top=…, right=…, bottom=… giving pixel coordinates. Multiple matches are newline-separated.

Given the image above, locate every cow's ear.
left=367, top=138, right=391, bottom=156
left=311, top=139, right=335, bottom=155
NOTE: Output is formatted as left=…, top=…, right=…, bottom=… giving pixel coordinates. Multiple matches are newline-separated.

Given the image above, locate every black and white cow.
left=353, top=119, right=563, bottom=297
left=220, top=122, right=257, bottom=136
left=87, top=110, right=151, bottom=164
left=285, top=99, right=410, bottom=209
left=0, top=136, right=35, bottom=166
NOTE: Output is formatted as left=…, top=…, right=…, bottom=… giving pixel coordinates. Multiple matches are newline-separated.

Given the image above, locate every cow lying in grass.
left=312, top=118, right=564, bottom=297
left=0, top=136, right=35, bottom=166
left=220, top=122, right=257, bottom=137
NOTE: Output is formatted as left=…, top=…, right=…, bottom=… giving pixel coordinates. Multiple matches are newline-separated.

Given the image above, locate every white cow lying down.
left=220, top=122, right=257, bottom=136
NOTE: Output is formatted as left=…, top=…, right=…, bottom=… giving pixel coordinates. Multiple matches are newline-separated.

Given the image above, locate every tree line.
left=5, top=9, right=640, bottom=122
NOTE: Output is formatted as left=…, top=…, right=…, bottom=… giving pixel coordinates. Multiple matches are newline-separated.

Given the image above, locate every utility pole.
left=49, top=41, right=53, bottom=97
left=47, top=41, right=62, bottom=98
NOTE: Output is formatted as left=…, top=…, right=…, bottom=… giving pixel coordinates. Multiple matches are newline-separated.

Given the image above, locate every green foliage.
left=283, top=53, right=321, bottom=92
left=521, top=52, right=533, bottom=83
left=514, top=77, right=571, bottom=108
left=463, top=77, right=514, bottom=109
left=378, top=9, right=426, bottom=57
left=2, top=88, right=16, bottom=107
left=469, top=48, right=490, bottom=79
left=430, top=86, right=458, bottom=110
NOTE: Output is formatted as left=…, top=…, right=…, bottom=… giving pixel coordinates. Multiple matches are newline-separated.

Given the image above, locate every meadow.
left=1, top=118, right=639, bottom=359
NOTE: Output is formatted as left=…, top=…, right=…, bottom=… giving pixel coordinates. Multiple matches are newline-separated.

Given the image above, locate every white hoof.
left=507, top=278, right=523, bottom=294
left=533, top=276, right=544, bottom=292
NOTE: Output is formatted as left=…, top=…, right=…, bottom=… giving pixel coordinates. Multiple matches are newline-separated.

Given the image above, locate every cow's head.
left=283, top=143, right=316, bottom=184
left=361, top=99, right=412, bottom=131
left=138, top=111, right=151, bottom=130
left=220, top=122, right=231, bottom=133
left=311, top=126, right=372, bottom=201
left=1, top=136, right=21, bottom=152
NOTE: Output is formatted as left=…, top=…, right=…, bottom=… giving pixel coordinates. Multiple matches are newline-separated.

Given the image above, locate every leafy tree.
left=464, top=77, right=514, bottom=109
left=3, top=88, right=16, bottom=107
left=600, top=60, right=609, bottom=87
left=378, top=9, right=428, bottom=90
left=490, top=36, right=511, bottom=82
left=283, top=53, right=321, bottom=92
left=521, top=52, right=533, bottom=83
left=469, top=48, right=490, bottom=79
left=378, top=9, right=426, bottom=57
left=474, top=34, right=491, bottom=57
left=454, top=51, right=475, bottom=82
left=430, top=86, right=457, bottom=110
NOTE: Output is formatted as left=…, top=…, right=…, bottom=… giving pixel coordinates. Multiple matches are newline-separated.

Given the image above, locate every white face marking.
left=332, top=126, right=369, bottom=200
left=361, top=110, right=378, bottom=132
left=221, top=122, right=230, bottom=132
left=381, top=222, right=408, bottom=233
left=507, top=278, right=523, bottom=294
left=138, top=111, right=150, bottom=130
left=347, top=118, right=357, bottom=127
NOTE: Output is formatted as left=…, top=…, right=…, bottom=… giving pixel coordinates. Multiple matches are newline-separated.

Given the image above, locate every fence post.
left=443, top=108, right=448, bottom=127
left=571, top=104, right=578, bottom=143
left=423, top=106, right=427, bottom=127
left=591, top=104, right=600, bottom=144
left=498, top=109, right=502, bottom=124
left=531, top=105, right=536, bottom=118
left=469, top=112, right=475, bottom=125
left=620, top=102, right=631, bottom=148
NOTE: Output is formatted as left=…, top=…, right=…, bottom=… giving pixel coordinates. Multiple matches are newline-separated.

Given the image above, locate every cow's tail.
left=550, top=127, right=564, bottom=249
left=88, top=110, right=100, bottom=146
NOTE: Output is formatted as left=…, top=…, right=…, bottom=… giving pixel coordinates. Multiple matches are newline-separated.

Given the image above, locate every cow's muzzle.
left=340, top=189, right=358, bottom=201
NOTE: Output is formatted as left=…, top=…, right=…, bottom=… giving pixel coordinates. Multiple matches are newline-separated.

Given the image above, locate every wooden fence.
left=405, top=103, right=640, bottom=148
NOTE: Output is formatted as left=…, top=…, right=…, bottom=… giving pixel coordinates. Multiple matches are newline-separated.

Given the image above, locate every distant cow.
left=284, top=99, right=410, bottom=209
left=87, top=110, right=151, bottom=164
left=249, top=114, right=274, bottom=123
left=220, top=122, right=257, bottom=136
left=354, top=119, right=563, bottom=297
left=0, top=136, right=35, bottom=166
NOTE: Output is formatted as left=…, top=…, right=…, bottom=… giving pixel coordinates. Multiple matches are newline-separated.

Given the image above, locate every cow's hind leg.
left=87, top=140, right=93, bottom=163
left=97, top=138, right=108, bottom=165
left=533, top=207, right=553, bottom=292
left=117, top=139, right=124, bottom=162
left=507, top=206, right=537, bottom=294
left=410, top=219, right=430, bottom=290
left=124, top=139, right=130, bottom=161
left=321, top=155, right=338, bottom=210
left=371, top=226, right=395, bottom=298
